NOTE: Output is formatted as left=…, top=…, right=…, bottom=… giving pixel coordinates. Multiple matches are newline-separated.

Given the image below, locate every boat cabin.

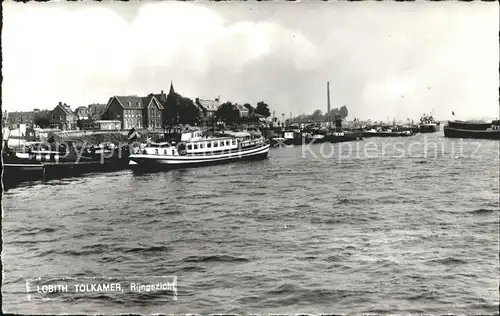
left=142, top=129, right=265, bottom=156
left=181, top=129, right=204, bottom=142
left=490, top=120, right=500, bottom=130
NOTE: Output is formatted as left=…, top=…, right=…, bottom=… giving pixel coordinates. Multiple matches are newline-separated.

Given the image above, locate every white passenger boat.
left=128, top=128, right=270, bottom=169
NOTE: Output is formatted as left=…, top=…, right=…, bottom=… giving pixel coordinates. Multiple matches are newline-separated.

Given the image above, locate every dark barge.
left=444, top=120, right=500, bottom=140
left=2, top=141, right=131, bottom=188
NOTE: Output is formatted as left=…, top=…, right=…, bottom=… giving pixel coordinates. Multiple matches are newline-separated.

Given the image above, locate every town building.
left=233, top=104, right=250, bottom=118
left=101, top=95, right=164, bottom=130
left=78, top=119, right=95, bottom=130
left=153, top=90, right=168, bottom=108
left=88, top=104, right=107, bottom=120
left=74, top=106, right=90, bottom=120
left=195, top=97, right=220, bottom=123
left=143, top=94, right=164, bottom=129
left=5, top=109, right=50, bottom=128
left=49, top=102, right=78, bottom=130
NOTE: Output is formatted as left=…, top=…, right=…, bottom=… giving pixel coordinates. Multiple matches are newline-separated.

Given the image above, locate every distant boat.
left=269, top=129, right=302, bottom=146
left=444, top=120, right=500, bottom=140
left=269, top=128, right=327, bottom=146
left=324, top=83, right=362, bottom=143
left=419, top=114, right=440, bottom=133
left=361, top=126, right=413, bottom=138
left=324, top=130, right=361, bottom=143
left=447, top=120, right=494, bottom=131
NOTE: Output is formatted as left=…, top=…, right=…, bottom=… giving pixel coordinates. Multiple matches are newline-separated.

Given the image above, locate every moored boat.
left=447, top=120, right=494, bottom=131
left=270, top=129, right=302, bottom=146
left=2, top=151, right=45, bottom=186
left=419, top=113, right=441, bottom=133
left=362, top=128, right=413, bottom=138
left=323, top=82, right=362, bottom=144
left=444, top=120, right=500, bottom=140
left=2, top=140, right=132, bottom=186
left=324, top=131, right=361, bottom=143
left=324, top=115, right=363, bottom=143
left=129, top=127, right=270, bottom=169
left=269, top=129, right=326, bottom=147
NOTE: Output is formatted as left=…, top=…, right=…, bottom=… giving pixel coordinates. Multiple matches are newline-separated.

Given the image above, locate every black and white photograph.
left=1, top=0, right=499, bottom=314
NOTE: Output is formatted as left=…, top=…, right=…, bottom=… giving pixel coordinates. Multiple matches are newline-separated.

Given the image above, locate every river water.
left=2, top=133, right=499, bottom=314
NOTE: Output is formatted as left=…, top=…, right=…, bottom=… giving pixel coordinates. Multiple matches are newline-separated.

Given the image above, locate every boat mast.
left=327, top=81, right=331, bottom=128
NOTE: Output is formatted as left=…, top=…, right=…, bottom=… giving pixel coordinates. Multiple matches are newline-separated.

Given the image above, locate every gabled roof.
left=6, top=110, right=50, bottom=125
left=142, top=95, right=164, bottom=110
left=153, top=93, right=168, bottom=105
left=88, top=104, right=106, bottom=115
left=53, top=103, right=77, bottom=119
left=196, top=98, right=219, bottom=112
left=114, top=96, right=143, bottom=109
left=74, top=106, right=88, bottom=114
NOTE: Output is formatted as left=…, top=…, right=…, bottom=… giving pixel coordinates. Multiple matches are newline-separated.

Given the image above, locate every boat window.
left=164, top=149, right=167, bottom=155
left=220, top=141, right=225, bottom=147
left=226, top=140, right=230, bottom=146
left=213, top=142, right=218, bottom=147
left=207, top=143, right=212, bottom=148
left=232, top=140, right=236, bottom=145
left=194, top=144, right=198, bottom=150
left=155, top=149, right=159, bottom=155
left=200, top=143, right=204, bottom=149
left=187, top=144, right=192, bottom=150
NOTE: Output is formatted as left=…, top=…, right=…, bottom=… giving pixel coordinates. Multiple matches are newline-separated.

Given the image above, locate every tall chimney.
left=327, top=81, right=331, bottom=114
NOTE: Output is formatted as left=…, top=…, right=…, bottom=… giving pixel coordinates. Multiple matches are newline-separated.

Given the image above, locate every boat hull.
left=41, top=158, right=130, bottom=178
left=1, top=154, right=45, bottom=189
left=324, top=134, right=362, bottom=143
left=362, top=131, right=413, bottom=138
left=419, top=124, right=441, bottom=133
left=448, top=121, right=492, bottom=130
left=270, top=137, right=325, bottom=146
left=2, top=163, right=45, bottom=185
left=2, top=151, right=130, bottom=185
left=129, top=144, right=270, bottom=170
left=444, top=126, right=500, bottom=140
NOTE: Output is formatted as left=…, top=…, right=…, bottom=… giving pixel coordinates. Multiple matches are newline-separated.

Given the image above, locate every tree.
left=255, top=101, right=271, bottom=118
left=311, top=109, right=323, bottom=121
left=216, top=102, right=240, bottom=125
left=243, top=103, right=253, bottom=115
left=163, top=92, right=181, bottom=127
left=178, top=97, right=200, bottom=125
left=339, top=105, right=348, bottom=119
left=34, top=116, right=51, bottom=128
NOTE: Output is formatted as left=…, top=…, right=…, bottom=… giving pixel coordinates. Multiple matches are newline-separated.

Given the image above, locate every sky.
left=2, top=1, right=499, bottom=121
